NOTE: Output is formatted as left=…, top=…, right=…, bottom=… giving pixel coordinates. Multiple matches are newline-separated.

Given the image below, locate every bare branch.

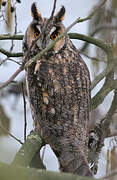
left=0, top=66, right=23, bottom=90
left=0, top=34, right=23, bottom=40
left=91, top=58, right=117, bottom=90
left=77, top=0, right=107, bottom=23
left=69, top=33, right=112, bottom=54
left=0, top=58, right=21, bottom=66
left=21, top=82, right=27, bottom=142
left=0, top=47, right=23, bottom=57
left=104, top=89, right=117, bottom=129
left=51, top=0, right=57, bottom=17
left=91, top=78, right=117, bottom=111
left=12, top=131, right=46, bottom=169
left=0, top=124, right=23, bottom=145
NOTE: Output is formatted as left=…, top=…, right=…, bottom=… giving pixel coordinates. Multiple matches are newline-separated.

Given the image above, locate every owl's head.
left=23, top=3, right=67, bottom=55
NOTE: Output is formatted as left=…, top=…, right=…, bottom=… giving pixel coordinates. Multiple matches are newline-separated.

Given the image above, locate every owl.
left=23, top=3, right=91, bottom=176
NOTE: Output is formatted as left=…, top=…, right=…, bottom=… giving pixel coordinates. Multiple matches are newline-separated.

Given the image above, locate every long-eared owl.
left=23, top=3, right=91, bottom=176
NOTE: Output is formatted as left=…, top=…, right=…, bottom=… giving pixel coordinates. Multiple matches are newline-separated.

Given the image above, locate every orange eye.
left=50, top=33, right=58, bottom=40
left=34, top=32, right=40, bottom=38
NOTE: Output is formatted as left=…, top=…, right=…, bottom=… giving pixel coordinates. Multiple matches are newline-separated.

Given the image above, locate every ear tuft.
left=55, top=6, right=66, bottom=22
left=31, top=2, right=42, bottom=21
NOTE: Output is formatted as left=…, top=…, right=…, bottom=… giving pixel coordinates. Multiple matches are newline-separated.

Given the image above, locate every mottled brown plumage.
left=23, top=3, right=91, bottom=176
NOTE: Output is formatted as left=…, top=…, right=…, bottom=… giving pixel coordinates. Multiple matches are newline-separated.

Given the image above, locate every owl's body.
left=23, top=3, right=91, bottom=176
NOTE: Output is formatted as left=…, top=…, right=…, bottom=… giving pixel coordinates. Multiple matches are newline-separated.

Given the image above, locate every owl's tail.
left=57, top=149, right=92, bottom=176
left=52, top=138, right=92, bottom=177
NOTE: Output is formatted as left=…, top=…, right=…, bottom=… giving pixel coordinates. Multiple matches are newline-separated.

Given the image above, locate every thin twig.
left=51, top=0, right=57, bottom=17
left=0, top=47, right=23, bottom=57
left=14, top=7, right=17, bottom=34
left=0, top=124, right=23, bottom=145
left=0, top=58, right=21, bottom=66
left=0, top=66, right=23, bottom=90
left=77, top=0, right=107, bottom=23
left=7, top=58, right=21, bottom=65
left=21, top=82, right=27, bottom=142
left=10, top=35, right=15, bottom=52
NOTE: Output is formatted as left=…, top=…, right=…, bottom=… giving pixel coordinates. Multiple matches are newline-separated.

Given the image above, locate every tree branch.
left=0, top=47, right=23, bottom=57
left=91, top=78, right=117, bottom=111
left=0, top=34, right=23, bottom=40
left=12, top=131, right=45, bottom=169
left=0, top=162, right=95, bottom=180
left=21, top=82, right=27, bottom=142
left=0, top=66, right=23, bottom=90
left=91, top=58, right=117, bottom=90
left=69, top=33, right=112, bottom=54
left=80, top=25, right=117, bottom=52
left=50, top=0, right=57, bottom=17
left=103, top=89, right=117, bottom=129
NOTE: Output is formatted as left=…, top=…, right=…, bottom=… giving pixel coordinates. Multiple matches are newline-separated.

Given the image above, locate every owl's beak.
left=42, top=40, right=46, bottom=49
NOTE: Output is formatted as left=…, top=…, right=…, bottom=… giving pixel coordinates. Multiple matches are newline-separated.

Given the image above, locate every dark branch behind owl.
left=50, top=0, right=57, bottom=17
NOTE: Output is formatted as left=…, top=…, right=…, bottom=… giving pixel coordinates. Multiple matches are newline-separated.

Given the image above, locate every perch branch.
left=0, top=162, right=95, bottom=180
left=12, top=131, right=45, bottom=169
